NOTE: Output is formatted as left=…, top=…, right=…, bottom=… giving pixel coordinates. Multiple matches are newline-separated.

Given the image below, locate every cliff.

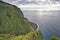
left=0, top=1, right=43, bottom=40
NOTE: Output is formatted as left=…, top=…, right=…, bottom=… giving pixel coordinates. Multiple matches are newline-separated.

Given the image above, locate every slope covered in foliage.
left=0, top=1, right=43, bottom=40
left=12, top=31, right=43, bottom=40
left=0, top=31, right=43, bottom=40
left=0, top=1, right=37, bottom=35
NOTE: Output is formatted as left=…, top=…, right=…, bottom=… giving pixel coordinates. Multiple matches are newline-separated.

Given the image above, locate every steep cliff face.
left=0, top=1, right=37, bottom=35
left=0, top=1, right=43, bottom=40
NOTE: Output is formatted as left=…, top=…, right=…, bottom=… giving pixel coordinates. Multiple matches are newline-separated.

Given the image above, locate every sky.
left=2, top=0, right=60, bottom=10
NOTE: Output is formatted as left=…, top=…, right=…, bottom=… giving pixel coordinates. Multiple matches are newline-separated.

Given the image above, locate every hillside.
left=0, top=1, right=43, bottom=40
left=0, top=1, right=37, bottom=34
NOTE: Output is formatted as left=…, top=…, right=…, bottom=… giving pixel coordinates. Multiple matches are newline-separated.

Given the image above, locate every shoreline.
left=26, top=18, right=39, bottom=30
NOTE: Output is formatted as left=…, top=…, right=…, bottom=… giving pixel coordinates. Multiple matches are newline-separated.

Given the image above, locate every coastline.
left=25, top=18, right=39, bottom=30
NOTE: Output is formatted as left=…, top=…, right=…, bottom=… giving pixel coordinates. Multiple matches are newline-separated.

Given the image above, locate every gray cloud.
left=50, top=0, right=60, bottom=1
left=1, top=0, right=60, bottom=5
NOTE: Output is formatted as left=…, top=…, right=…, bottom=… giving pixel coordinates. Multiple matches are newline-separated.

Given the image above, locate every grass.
left=0, top=31, right=43, bottom=40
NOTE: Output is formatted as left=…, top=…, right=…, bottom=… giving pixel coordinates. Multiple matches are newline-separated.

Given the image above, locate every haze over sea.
left=22, top=10, right=60, bottom=40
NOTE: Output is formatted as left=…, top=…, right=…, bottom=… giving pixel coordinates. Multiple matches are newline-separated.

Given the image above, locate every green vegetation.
left=12, top=31, right=43, bottom=40
left=0, top=1, right=37, bottom=35
left=51, top=36, right=60, bottom=40
left=0, top=31, right=43, bottom=40
left=0, top=1, right=43, bottom=40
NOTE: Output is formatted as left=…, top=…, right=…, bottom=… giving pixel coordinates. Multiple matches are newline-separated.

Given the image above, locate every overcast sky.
left=2, top=0, right=60, bottom=10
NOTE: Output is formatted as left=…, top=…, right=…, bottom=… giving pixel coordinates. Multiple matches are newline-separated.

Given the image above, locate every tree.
left=51, top=36, right=59, bottom=40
